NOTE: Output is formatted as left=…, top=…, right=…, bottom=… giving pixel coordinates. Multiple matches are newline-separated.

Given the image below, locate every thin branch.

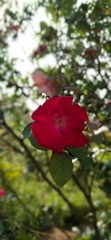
left=0, top=170, right=36, bottom=220
left=72, top=173, right=102, bottom=240
left=2, top=116, right=83, bottom=220
left=1, top=138, right=24, bottom=154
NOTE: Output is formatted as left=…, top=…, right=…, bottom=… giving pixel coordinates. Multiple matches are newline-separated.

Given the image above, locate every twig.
left=72, top=173, right=102, bottom=240
left=2, top=116, right=83, bottom=220
left=0, top=170, right=37, bottom=220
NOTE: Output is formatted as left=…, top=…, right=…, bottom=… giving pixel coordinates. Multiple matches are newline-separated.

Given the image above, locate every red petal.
left=43, top=96, right=60, bottom=109
left=31, top=121, right=60, bottom=153
left=57, top=96, right=73, bottom=115
left=67, top=118, right=85, bottom=131
left=71, top=104, right=89, bottom=122
left=71, top=132, right=88, bottom=148
left=31, top=121, right=73, bottom=153
left=42, top=96, right=73, bottom=116
left=31, top=106, right=44, bottom=120
left=59, top=126, right=73, bottom=150
left=31, top=98, right=60, bottom=121
left=32, top=96, right=73, bottom=121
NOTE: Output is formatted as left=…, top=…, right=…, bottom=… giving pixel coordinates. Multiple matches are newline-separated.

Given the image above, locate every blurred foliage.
left=0, top=0, right=111, bottom=239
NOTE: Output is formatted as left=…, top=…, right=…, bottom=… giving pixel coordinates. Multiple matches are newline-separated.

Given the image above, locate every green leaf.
left=22, top=123, right=32, bottom=138
left=67, top=146, right=93, bottom=168
left=29, top=135, right=48, bottom=151
left=67, top=146, right=87, bottom=157
left=49, top=152, right=73, bottom=187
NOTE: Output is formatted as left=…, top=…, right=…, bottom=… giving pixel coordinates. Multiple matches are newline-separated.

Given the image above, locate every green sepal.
left=22, top=122, right=32, bottom=138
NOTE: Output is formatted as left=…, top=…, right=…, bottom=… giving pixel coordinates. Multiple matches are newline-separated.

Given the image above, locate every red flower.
left=31, top=96, right=88, bottom=154
left=0, top=188, right=5, bottom=197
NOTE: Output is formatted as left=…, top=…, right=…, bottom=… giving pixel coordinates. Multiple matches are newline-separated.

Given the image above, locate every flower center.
left=53, top=113, right=66, bottom=128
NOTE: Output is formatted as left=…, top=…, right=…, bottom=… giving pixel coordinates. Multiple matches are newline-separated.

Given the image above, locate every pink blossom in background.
left=105, top=99, right=111, bottom=106
left=9, top=24, right=20, bottom=32
left=38, top=44, right=47, bottom=53
left=84, top=48, right=97, bottom=58
left=32, top=71, right=47, bottom=86
left=88, top=119, right=100, bottom=130
left=33, top=49, right=39, bottom=58
left=32, top=70, right=57, bottom=97
left=32, top=44, right=47, bottom=58
left=0, top=188, right=5, bottom=197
